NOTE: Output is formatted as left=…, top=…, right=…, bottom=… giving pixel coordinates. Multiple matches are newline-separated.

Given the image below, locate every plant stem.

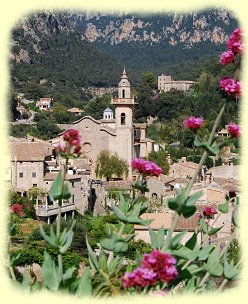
left=9, top=265, right=16, bottom=280
left=58, top=253, right=63, bottom=277
left=218, top=278, right=228, bottom=292
left=118, top=222, right=126, bottom=237
left=197, top=229, right=238, bottom=290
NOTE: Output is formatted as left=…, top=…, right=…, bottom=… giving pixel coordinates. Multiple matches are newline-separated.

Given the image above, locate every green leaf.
left=183, top=276, right=198, bottom=292
left=171, top=230, right=187, bottom=249
left=186, top=191, right=203, bottom=206
left=62, top=181, right=71, bottom=200
left=218, top=200, right=229, bottom=213
left=41, top=251, right=61, bottom=290
left=185, top=232, right=198, bottom=250
left=232, top=208, right=239, bottom=228
left=194, top=137, right=220, bottom=156
left=22, top=271, right=31, bottom=290
left=171, top=246, right=198, bottom=260
left=149, top=227, right=165, bottom=250
left=59, top=230, right=74, bottom=254
left=167, top=197, right=179, bottom=212
left=10, top=253, right=22, bottom=267
left=198, top=244, right=214, bottom=261
left=181, top=205, right=196, bottom=218
left=40, top=224, right=58, bottom=249
left=86, top=236, right=99, bottom=273
left=224, top=259, right=240, bottom=280
left=205, top=246, right=223, bottom=276
left=111, top=205, right=128, bottom=222
left=62, top=267, right=76, bottom=282
left=135, top=250, right=142, bottom=267
left=76, top=267, right=92, bottom=297
left=118, top=194, right=129, bottom=213
left=199, top=218, right=208, bottom=234
left=113, top=241, right=128, bottom=252
left=208, top=225, right=224, bottom=236
left=49, top=170, right=63, bottom=202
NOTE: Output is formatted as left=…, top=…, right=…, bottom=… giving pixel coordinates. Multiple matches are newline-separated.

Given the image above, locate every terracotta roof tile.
left=10, top=141, right=53, bottom=161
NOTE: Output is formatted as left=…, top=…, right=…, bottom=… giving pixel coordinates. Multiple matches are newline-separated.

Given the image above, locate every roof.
left=160, top=175, right=176, bottom=184
left=10, top=139, right=53, bottom=161
left=44, top=173, right=81, bottom=181
left=176, top=215, right=199, bottom=231
left=134, top=213, right=173, bottom=230
left=134, top=211, right=201, bottom=232
left=103, top=107, right=113, bottom=112
left=104, top=180, right=133, bottom=190
left=67, top=107, right=85, bottom=113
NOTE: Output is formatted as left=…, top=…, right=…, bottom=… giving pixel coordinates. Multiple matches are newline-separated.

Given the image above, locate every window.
left=122, top=89, right=125, bottom=98
left=33, top=184, right=37, bottom=187
left=32, top=172, right=36, bottom=178
left=121, top=113, right=126, bottom=125
left=19, top=172, right=23, bottom=178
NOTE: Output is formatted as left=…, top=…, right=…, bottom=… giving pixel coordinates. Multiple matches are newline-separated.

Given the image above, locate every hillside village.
left=7, top=68, right=240, bottom=244
left=6, top=11, right=242, bottom=294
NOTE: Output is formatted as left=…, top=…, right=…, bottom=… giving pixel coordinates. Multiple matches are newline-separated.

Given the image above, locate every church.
left=50, top=68, right=154, bottom=180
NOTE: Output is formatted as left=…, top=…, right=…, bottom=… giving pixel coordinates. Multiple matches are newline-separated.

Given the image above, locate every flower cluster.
left=227, top=123, right=241, bottom=138
left=219, top=50, right=235, bottom=65
left=10, top=204, right=24, bottom=217
left=219, top=78, right=242, bottom=97
left=131, top=159, right=162, bottom=176
left=219, top=28, right=243, bottom=98
left=121, top=250, right=178, bottom=288
left=183, top=116, right=204, bottom=130
left=55, top=129, right=81, bottom=159
left=227, top=28, right=243, bottom=54
left=202, top=206, right=217, bottom=219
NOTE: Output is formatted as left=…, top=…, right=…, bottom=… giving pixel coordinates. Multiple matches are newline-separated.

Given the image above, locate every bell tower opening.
left=122, top=89, right=125, bottom=98
left=121, top=113, right=126, bottom=125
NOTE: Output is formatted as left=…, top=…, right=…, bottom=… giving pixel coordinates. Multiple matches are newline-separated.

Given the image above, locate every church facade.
left=51, top=68, right=154, bottom=180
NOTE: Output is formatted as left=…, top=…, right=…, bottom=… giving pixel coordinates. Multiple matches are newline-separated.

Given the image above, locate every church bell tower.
left=111, top=68, right=136, bottom=179
left=111, top=67, right=135, bottom=128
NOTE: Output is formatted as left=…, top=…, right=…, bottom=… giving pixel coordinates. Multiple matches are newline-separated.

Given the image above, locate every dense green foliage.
left=119, top=240, right=152, bottom=260
left=11, top=30, right=122, bottom=102
left=8, top=191, right=36, bottom=218
left=95, top=150, right=129, bottom=181
left=147, top=149, right=170, bottom=175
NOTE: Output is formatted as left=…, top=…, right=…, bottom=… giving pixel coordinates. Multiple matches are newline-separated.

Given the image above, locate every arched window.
left=121, top=113, right=126, bottom=125
left=122, top=89, right=125, bottom=98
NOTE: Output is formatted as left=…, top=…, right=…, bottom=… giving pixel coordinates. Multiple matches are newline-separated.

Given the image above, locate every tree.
left=95, top=150, right=129, bottom=181
left=147, top=149, right=170, bottom=175
left=9, top=91, right=20, bottom=121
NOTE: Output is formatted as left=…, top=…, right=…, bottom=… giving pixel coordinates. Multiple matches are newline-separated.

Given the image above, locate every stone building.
left=36, top=97, right=52, bottom=111
left=50, top=68, right=153, bottom=180
left=9, top=137, right=54, bottom=192
left=158, top=74, right=195, bottom=92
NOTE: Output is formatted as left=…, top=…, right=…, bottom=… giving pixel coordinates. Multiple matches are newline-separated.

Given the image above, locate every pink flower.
left=122, top=268, right=157, bottom=288
left=183, top=117, right=204, bottom=130
left=141, top=250, right=178, bottom=283
left=121, top=250, right=178, bottom=289
left=227, top=28, right=243, bottom=54
left=227, top=123, right=241, bottom=138
left=55, top=129, right=81, bottom=159
left=131, top=159, right=162, bottom=176
left=202, top=206, right=217, bottom=219
left=219, top=50, right=235, bottom=65
left=219, top=78, right=242, bottom=97
left=10, top=204, right=24, bottom=217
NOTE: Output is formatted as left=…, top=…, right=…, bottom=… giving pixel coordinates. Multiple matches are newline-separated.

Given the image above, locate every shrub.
left=121, top=240, right=152, bottom=260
